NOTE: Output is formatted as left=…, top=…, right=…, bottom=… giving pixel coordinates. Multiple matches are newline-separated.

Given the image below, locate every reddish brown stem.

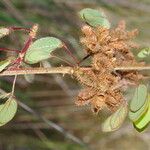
left=10, top=37, right=33, bottom=69
left=79, top=54, right=91, bottom=65
left=0, top=48, right=20, bottom=53
left=21, top=37, right=32, bottom=54
left=10, top=24, right=38, bottom=69
left=63, top=44, right=79, bottom=66
left=9, top=27, right=31, bottom=32
left=51, top=55, right=74, bottom=67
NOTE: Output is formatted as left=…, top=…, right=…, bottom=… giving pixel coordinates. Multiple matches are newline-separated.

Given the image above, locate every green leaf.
left=129, top=95, right=149, bottom=122
left=0, top=58, right=12, bottom=72
left=102, top=103, right=128, bottom=132
left=0, top=27, right=9, bottom=38
left=0, top=97, right=17, bottom=126
left=130, top=84, right=148, bottom=112
left=134, top=95, right=150, bottom=130
left=79, top=8, right=110, bottom=28
left=101, top=116, right=112, bottom=132
left=24, top=37, right=63, bottom=64
left=137, top=47, right=150, bottom=58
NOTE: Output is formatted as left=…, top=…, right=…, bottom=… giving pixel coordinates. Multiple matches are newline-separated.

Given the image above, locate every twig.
left=33, top=128, right=56, bottom=150
left=143, top=76, right=150, bottom=80
left=79, top=54, right=91, bottom=65
left=18, top=101, right=88, bottom=147
left=0, top=67, right=74, bottom=76
left=63, top=44, right=80, bottom=65
left=11, top=75, right=17, bottom=95
left=114, top=66, right=150, bottom=71
left=10, top=27, right=31, bottom=32
left=0, top=65, right=150, bottom=77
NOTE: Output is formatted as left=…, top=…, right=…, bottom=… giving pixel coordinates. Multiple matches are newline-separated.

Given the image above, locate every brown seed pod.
left=76, top=88, right=96, bottom=106
left=90, top=95, right=106, bottom=113
left=75, top=21, right=142, bottom=113
left=105, top=90, right=124, bottom=112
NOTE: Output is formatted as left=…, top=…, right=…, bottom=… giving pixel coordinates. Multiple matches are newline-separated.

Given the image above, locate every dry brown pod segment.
left=73, top=21, right=143, bottom=113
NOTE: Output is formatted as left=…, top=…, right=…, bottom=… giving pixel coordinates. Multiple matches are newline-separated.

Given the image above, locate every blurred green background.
left=0, top=0, right=150, bottom=150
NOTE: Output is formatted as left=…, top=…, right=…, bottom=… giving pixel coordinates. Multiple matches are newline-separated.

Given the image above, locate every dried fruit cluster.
left=73, top=21, right=143, bottom=113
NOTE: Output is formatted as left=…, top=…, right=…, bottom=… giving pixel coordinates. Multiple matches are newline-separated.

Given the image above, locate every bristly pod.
left=24, top=37, right=63, bottom=64
left=73, top=68, right=108, bottom=92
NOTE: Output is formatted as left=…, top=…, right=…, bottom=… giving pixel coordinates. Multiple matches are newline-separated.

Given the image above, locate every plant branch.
left=0, top=67, right=74, bottom=76
left=114, top=66, right=150, bottom=71
left=63, top=44, right=79, bottom=65
left=11, top=75, right=17, bottom=95
left=0, top=66, right=150, bottom=77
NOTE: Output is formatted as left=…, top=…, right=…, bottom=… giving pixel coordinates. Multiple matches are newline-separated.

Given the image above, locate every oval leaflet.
left=102, top=103, right=128, bottom=132
left=0, top=97, right=18, bottom=126
left=79, top=8, right=110, bottom=28
left=24, top=37, right=63, bottom=64
left=130, top=84, right=148, bottom=112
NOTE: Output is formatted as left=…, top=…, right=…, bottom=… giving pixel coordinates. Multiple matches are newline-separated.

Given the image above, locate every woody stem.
left=0, top=66, right=150, bottom=77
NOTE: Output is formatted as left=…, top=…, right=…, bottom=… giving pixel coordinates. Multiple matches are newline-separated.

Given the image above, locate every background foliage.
left=0, top=0, right=150, bottom=150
